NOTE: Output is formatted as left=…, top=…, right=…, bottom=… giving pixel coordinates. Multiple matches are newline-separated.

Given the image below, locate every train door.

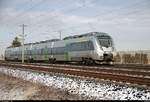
left=65, top=44, right=71, bottom=61
left=44, top=44, right=48, bottom=61
left=50, top=42, right=54, bottom=59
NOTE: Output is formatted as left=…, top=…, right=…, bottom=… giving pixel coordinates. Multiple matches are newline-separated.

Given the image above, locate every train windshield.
left=97, top=36, right=113, bottom=47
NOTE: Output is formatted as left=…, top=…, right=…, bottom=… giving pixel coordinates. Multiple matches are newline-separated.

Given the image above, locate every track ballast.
left=0, top=61, right=150, bottom=87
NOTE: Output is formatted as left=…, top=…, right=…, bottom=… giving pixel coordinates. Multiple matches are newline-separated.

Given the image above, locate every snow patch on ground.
left=0, top=67, right=150, bottom=100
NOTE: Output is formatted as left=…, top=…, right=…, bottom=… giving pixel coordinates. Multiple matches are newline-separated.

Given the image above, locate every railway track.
left=0, top=62, right=150, bottom=86
left=23, top=63, right=150, bottom=77
left=1, top=60, right=150, bottom=71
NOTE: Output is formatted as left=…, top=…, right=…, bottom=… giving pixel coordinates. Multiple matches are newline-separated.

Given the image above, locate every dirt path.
left=0, top=73, right=86, bottom=100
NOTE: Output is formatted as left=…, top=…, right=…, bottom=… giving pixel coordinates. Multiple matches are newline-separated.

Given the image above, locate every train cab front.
left=96, top=33, right=115, bottom=63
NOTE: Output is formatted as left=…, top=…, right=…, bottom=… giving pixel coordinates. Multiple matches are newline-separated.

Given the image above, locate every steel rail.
left=0, top=62, right=150, bottom=86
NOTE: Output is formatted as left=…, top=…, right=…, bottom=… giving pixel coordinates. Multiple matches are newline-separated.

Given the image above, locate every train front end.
left=94, top=33, right=116, bottom=63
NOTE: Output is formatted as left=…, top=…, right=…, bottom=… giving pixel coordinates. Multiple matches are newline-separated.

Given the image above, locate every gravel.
left=0, top=73, right=85, bottom=100
left=0, top=66, right=150, bottom=100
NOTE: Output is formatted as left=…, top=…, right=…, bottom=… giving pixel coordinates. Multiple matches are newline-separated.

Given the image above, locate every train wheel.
left=89, top=58, right=95, bottom=65
left=90, top=59, right=95, bottom=65
left=82, top=58, right=94, bottom=65
left=82, top=58, right=86, bottom=65
left=52, top=59, right=56, bottom=64
left=31, top=58, right=34, bottom=63
left=15, top=58, right=19, bottom=62
left=28, top=58, right=34, bottom=63
left=49, top=58, right=53, bottom=63
left=49, top=58, right=56, bottom=64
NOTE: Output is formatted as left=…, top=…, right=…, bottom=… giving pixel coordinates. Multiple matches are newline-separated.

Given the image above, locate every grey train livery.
left=5, top=32, right=116, bottom=64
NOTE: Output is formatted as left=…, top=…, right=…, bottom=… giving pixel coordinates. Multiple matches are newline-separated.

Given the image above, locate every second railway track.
left=0, top=62, right=150, bottom=87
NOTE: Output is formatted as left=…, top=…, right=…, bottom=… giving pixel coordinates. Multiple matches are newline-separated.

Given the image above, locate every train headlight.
left=103, top=53, right=113, bottom=61
left=100, top=56, right=103, bottom=59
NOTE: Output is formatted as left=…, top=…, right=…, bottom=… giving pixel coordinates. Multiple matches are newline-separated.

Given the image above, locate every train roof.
left=7, top=32, right=109, bottom=49
left=7, top=39, right=60, bottom=48
left=63, top=32, right=109, bottom=40
left=24, top=39, right=60, bottom=45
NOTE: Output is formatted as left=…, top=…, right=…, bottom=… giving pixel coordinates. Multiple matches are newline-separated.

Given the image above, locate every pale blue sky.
left=0, top=0, right=150, bottom=55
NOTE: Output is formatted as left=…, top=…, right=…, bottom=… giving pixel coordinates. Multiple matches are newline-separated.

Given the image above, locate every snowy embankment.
left=0, top=67, right=149, bottom=100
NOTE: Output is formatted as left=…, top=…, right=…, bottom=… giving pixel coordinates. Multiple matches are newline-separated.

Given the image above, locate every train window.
left=24, top=50, right=26, bottom=55
left=88, top=41, right=94, bottom=50
left=28, top=50, right=31, bottom=55
left=31, top=49, right=34, bottom=55
left=18, top=51, right=21, bottom=55
left=29, top=50, right=32, bottom=55
left=40, top=48, right=47, bottom=55
left=35, top=49, right=38, bottom=55
left=14, top=51, right=17, bottom=56
left=37, top=49, right=41, bottom=55
left=52, top=48, right=56, bottom=54
left=51, top=47, right=65, bottom=55
left=55, top=48, right=59, bottom=54
left=43, top=48, right=48, bottom=55
left=97, top=36, right=113, bottom=47
left=56, top=48, right=58, bottom=54
left=41, top=48, right=44, bottom=55
left=58, top=47, right=65, bottom=54
left=16, top=51, right=19, bottom=56
left=48, top=48, right=51, bottom=54
left=68, top=41, right=94, bottom=52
